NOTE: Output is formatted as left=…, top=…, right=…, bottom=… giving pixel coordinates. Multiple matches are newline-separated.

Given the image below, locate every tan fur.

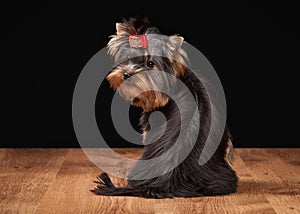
left=172, top=61, right=186, bottom=77
left=225, top=139, right=234, bottom=167
left=106, top=68, right=123, bottom=90
left=132, top=91, right=169, bottom=112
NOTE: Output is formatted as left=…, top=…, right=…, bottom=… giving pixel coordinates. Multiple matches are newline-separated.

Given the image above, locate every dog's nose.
left=123, top=72, right=132, bottom=80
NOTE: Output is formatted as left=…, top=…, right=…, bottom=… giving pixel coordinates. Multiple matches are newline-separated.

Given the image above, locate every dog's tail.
left=91, top=173, right=143, bottom=196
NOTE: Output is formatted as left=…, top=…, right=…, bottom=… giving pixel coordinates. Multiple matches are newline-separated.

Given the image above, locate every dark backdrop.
left=2, top=2, right=299, bottom=148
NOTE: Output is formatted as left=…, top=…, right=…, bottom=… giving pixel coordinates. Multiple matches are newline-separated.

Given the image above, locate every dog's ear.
left=168, top=35, right=184, bottom=50
left=166, top=35, right=187, bottom=76
left=108, top=23, right=129, bottom=60
left=116, top=23, right=127, bottom=36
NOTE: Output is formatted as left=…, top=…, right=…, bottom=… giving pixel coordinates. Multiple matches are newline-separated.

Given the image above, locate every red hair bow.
left=128, top=34, right=148, bottom=48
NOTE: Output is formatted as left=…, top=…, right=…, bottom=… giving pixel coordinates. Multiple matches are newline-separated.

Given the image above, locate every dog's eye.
left=147, top=61, right=154, bottom=68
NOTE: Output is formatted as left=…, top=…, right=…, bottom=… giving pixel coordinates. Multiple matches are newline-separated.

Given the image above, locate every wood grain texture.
left=0, top=148, right=299, bottom=214
left=238, top=149, right=300, bottom=214
left=0, top=149, right=69, bottom=214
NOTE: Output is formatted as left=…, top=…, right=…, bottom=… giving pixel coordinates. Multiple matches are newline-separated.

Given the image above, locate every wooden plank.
left=1, top=148, right=299, bottom=214
left=0, top=149, right=69, bottom=214
left=35, top=148, right=155, bottom=214
left=238, top=148, right=300, bottom=213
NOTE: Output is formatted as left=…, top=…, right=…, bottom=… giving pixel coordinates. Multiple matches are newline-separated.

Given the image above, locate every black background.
left=2, top=2, right=299, bottom=148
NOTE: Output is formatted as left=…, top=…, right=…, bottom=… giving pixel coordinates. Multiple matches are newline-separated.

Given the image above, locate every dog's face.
left=106, top=18, right=187, bottom=112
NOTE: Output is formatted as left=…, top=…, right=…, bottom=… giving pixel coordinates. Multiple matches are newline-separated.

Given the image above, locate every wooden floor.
left=0, top=148, right=299, bottom=214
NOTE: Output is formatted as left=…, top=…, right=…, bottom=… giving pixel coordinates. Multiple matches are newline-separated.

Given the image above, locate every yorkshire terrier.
left=92, top=17, right=238, bottom=198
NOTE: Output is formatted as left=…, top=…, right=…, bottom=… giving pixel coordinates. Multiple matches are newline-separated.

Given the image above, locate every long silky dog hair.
left=92, top=17, right=238, bottom=198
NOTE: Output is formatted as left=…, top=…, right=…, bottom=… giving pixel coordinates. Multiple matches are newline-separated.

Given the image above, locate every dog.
left=92, top=17, right=238, bottom=198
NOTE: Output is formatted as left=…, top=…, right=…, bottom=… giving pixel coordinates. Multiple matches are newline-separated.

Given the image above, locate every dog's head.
left=106, top=17, right=188, bottom=112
